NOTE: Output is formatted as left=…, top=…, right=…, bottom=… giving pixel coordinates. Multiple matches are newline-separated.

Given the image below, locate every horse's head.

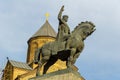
left=75, top=21, right=96, bottom=40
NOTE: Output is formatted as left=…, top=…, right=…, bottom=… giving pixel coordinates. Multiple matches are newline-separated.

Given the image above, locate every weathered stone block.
left=29, top=68, right=85, bottom=80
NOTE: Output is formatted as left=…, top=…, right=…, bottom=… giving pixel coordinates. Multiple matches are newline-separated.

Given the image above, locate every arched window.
left=32, top=42, right=38, bottom=52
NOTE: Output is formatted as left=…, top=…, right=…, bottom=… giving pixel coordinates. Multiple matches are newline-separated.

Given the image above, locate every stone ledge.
left=29, top=68, right=85, bottom=80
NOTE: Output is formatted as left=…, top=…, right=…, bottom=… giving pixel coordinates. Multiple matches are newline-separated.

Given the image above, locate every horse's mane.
left=79, top=21, right=95, bottom=27
left=72, top=21, right=95, bottom=33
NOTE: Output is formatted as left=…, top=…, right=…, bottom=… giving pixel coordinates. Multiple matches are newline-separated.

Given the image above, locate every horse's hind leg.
left=36, top=55, right=50, bottom=76
left=36, top=61, right=42, bottom=76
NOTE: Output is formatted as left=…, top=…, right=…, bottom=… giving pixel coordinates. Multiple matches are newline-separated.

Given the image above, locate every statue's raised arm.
left=57, top=5, right=70, bottom=42
left=58, top=5, right=64, bottom=21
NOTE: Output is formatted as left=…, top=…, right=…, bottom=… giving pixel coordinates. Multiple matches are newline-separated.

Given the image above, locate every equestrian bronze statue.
left=34, top=6, right=96, bottom=76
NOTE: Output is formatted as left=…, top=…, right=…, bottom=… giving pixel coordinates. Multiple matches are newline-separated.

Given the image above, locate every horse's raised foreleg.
left=67, top=48, right=76, bottom=68
left=72, top=53, right=80, bottom=64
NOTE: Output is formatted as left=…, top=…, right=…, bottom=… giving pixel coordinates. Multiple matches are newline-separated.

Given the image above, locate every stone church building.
left=2, top=20, right=67, bottom=80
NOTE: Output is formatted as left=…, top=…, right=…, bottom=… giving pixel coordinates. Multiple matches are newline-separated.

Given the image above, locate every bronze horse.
left=34, top=21, right=95, bottom=76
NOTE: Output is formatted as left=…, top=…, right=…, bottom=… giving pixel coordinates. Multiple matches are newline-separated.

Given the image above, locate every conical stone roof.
left=32, top=20, right=56, bottom=38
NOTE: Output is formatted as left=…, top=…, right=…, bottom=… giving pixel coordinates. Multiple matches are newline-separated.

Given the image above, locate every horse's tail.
left=34, top=48, right=42, bottom=64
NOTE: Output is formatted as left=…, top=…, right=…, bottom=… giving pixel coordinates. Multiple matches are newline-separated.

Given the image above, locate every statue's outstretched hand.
left=61, top=5, right=64, bottom=11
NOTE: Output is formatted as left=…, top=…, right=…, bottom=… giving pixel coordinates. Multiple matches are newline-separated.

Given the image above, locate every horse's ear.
left=89, top=22, right=95, bottom=27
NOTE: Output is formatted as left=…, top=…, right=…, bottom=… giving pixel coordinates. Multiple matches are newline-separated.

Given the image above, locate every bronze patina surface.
left=34, top=6, right=96, bottom=76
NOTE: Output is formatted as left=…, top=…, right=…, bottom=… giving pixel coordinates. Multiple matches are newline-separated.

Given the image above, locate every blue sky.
left=0, top=0, right=120, bottom=80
